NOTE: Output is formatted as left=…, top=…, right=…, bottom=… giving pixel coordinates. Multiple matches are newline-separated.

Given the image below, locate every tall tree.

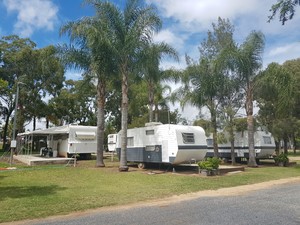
left=255, top=62, right=295, bottom=153
left=60, top=0, right=119, bottom=167
left=235, top=31, right=265, bottom=167
left=48, top=79, right=97, bottom=126
left=174, top=18, right=235, bottom=158
left=140, top=42, right=178, bottom=122
left=89, top=0, right=162, bottom=171
left=0, top=36, right=64, bottom=148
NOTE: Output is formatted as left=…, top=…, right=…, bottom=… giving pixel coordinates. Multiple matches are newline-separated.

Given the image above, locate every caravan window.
left=146, top=130, right=154, bottom=135
left=182, top=133, right=195, bottom=144
left=263, top=136, right=272, bottom=144
left=145, top=145, right=155, bottom=151
left=75, top=131, right=96, bottom=140
left=127, top=137, right=134, bottom=146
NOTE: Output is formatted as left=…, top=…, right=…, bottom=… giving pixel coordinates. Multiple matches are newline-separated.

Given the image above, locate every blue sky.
left=1, top=0, right=300, bottom=120
left=1, top=0, right=300, bottom=70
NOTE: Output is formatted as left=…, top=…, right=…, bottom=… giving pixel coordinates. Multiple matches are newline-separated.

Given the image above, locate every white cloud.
left=149, top=0, right=262, bottom=31
left=3, top=0, right=58, bottom=37
left=154, top=29, right=186, bottom=48
left=265, top=42, right=300, bottom=66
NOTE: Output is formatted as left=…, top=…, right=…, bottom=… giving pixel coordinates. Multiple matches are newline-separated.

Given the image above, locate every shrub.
left=198, top=157, right=221, bottom=171
left=274, top=153, right=289, bottom=166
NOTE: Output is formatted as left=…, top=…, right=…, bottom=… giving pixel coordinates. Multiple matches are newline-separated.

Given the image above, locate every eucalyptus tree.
left=22, top=45, right=65, bottom=130
left=0, top=35, right=36, bottom=148
left=283, top=59, right=300, bottom=119
left=0, top=36, right=64, bottom=148
left=88, top=0, right=162, bottom=171
left=48, top=79, right=97, bottom=126
left=269, top=0, right=300, bottom=24
left=140, top=42, right=178, bottom=123
left=235, top=31, right=265, bottom=167
left=60, top=1, right=119, bottom=167
left=255, top=62, right=295, bottom=152
left=174, top=18, right=235, bottom=157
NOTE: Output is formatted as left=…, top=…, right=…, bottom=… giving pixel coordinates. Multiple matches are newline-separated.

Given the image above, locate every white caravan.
left=206, top=130, right=276, bottom=161
left=116, top=122, right=207, bottom=168
left=18, top=124, right=97, bottom=158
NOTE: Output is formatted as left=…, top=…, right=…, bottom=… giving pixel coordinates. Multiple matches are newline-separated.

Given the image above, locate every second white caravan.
left=206, top=130, right=276, bottom=161
left=115, top=123, right=207, bottom=168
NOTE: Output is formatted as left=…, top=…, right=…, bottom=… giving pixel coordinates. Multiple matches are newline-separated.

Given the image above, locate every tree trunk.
left=246, top=82, right=257, bottom=167
left=3, top=114, right=10, bottom=151
left=283, top=136, right=288, bottom=154
left=33, top=116, right=36, bottom=131
left=3, top=105, right=14, bottom=151
left=275, top=140, right=280, bottom=154
left=148, top=82, right=154, bottom=123
left=229, top=120, right=236, bottom=165
left=154, top=103, right=159, bottom=122
left=211, top=106, right=219, bottom=158
left=46, top=118, right=49, bottom=129
left=119, top=68, right=129, bottom=172
left=96, top=79, right=105, bottom=167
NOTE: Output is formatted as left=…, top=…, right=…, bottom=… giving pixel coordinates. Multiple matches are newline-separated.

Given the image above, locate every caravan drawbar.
left=116, top=123, right=207, bottom=168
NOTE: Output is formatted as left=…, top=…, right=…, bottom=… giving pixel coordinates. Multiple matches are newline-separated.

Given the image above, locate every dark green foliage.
left=274, top=152, right=289, bottom=166
left=269, top=0, right=300, bottom=24
left=198, top=157, right=221, bottom=171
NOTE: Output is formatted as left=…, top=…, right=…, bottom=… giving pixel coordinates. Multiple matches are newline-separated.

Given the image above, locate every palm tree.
left=235, top=31, right=265, bottom=167
left=173, top=18, right=235, bottom=158
left=90, top=0, right=162, bottom=171
left=59, top=3, right=117, bottom=167
left=140, top=42, right=178, bottom=123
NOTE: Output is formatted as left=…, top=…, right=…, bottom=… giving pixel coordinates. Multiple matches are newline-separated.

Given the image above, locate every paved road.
left=16, top=180, right=300, bottom=225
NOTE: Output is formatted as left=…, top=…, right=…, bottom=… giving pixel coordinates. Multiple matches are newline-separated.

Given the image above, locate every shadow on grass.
left=0, top=175, right=7, bottom=180
left=0, top=185, right=66, bottom=201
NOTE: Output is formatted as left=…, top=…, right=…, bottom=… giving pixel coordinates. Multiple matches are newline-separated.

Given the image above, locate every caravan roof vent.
left=145, top=122, right=162, bottom=127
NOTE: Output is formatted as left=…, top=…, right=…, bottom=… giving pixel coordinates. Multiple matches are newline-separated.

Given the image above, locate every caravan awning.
left=18, top=125, right=70, bottom=136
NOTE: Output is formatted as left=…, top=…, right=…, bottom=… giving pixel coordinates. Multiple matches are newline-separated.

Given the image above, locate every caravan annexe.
left=115, top=123, right=208, bottom=168
left=18, top=125, right=97, bottom=158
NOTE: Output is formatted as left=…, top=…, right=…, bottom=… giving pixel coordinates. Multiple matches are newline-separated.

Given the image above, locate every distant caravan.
left=115, top=122, right=207, bottom=168
left=206, top=130, right=276, bottom=162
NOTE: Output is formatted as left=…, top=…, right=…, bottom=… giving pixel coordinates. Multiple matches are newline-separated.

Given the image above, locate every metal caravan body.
left=18, top=125, right=97, bottom=158
left=107, top=134, right=117, bottom=152
left=206, top=131, right=276, bottom=161
left=116, top=123, right=207, bottom=167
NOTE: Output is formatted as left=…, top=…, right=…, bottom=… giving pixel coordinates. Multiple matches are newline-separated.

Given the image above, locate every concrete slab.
left=176, top=163, right=245, bottom=175
left=13, top=155, right=74, bottom=166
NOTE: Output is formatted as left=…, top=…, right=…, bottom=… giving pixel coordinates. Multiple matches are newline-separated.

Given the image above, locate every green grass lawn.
left=0, top=158, right=299, bottom=223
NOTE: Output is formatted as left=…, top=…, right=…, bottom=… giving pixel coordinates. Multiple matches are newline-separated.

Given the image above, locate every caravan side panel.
left=173, top=125, right=207, bottom=164
left=206, top=131, right=276, bottom=159
left=67, top=126, right=97, bottom=154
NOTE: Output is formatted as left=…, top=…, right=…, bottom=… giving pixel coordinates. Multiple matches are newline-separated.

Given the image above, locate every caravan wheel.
left=137, top=163, right=146, bottom=169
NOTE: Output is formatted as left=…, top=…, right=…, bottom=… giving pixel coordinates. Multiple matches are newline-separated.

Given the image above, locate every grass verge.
left=0, top=159, right=299, bottom=223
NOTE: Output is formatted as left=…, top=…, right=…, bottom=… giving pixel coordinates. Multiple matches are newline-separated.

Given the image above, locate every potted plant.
left=198, top=157, right=221, bottom=176
left=274, top=152, right=289, bottom=167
